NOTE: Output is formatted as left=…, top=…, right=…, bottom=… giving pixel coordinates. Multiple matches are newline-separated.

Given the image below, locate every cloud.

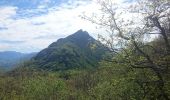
left=0, top=0, right=131, bottom=53
left=0, top=45, right=10, bottom=51
left=31, top=22, right=45, bottom=25
left=34, top=34, right=65, bottom=39
left=0, top=27, right=8, bottom=30
left=0, top=6, right=17, bottom=22
left=0, top=0, right=101, bottom=53
left=0, top=40, right=25, bottom=44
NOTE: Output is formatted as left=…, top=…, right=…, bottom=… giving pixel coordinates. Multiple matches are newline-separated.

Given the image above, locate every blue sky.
left=0, top=0, right=131, bottom=53
left=0, top=0, right=66, bottom=8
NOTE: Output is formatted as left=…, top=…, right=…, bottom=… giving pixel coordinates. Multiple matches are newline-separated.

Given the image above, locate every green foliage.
left=0, top=72, right=69, bottom=100
left=0, top=60, right=170, bottom=100
left=22, top=76, right=67, bottom=100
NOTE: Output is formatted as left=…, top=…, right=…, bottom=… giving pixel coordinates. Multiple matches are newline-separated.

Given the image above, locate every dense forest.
left=0, top=0, right=170, bottom=100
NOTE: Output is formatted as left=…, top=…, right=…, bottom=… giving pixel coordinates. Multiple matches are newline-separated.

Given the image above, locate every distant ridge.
left=0, top=51, right=37, bottom=70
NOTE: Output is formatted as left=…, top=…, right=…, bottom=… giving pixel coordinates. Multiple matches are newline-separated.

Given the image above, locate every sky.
left=0, top=0, right=130, bottom=53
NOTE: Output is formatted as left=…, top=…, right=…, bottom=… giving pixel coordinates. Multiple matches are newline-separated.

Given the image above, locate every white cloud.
left=0, top=0, right=101, bottom=53
left=0, top=45, right=10, bottom=51
left=0, top=6, right=17, bottom=20
left=0, top=0, right=132, bottom=53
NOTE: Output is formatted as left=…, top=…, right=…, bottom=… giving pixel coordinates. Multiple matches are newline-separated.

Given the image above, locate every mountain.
left=0, top=51, right=37, bottom=70
left=32, top=29, right=107, bottom=71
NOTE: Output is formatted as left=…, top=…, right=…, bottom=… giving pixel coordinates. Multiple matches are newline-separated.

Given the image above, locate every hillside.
left=32, top=29, right=107, bottom=71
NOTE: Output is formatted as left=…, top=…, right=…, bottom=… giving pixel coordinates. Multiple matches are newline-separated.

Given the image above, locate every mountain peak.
left=65, top=29, right=95, bottom=48
left=76, top=29, right=88, bottom=34
left=49, top=29, right=93, bottom=48
left=77, top=29, right=83, bottom=32
left=33, top=30, right=107, bottom=71
left=68, top=29, right=90, bottom=39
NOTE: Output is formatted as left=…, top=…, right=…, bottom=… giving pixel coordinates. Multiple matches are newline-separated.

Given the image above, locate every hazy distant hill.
left=32, top=29, right=107, bottom=71
left=0, top=51, right=37, bottom=70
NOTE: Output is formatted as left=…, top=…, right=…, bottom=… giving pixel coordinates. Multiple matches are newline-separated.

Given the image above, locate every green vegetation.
left=0, top=54, right=169, bottom=100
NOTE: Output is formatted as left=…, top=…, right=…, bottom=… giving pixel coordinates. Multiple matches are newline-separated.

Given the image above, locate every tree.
left=82, top=0, right=170, bottom=99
